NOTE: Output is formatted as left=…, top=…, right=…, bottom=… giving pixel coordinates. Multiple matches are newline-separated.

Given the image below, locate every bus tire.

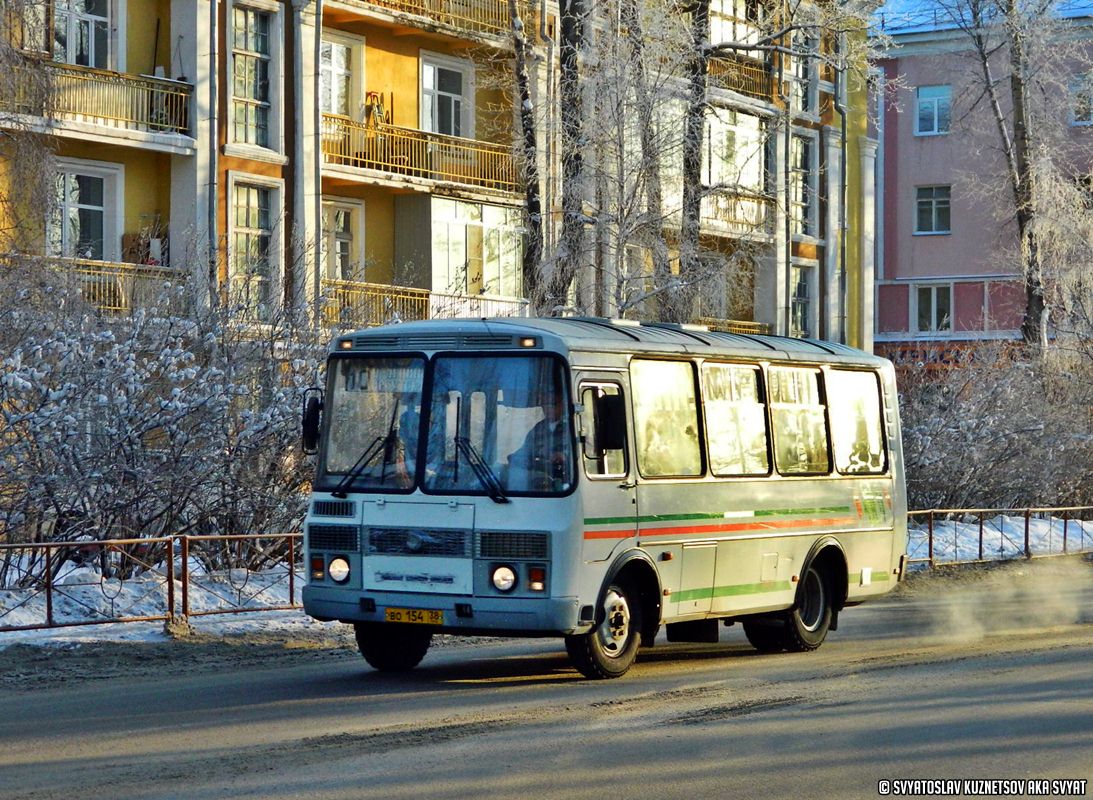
left=742, top=619, right=787, bottom=653
left=565, top=580, right=642, bottom=679
left=354, top=623, right=432, bottom=672
left=782, top=565, right=832, bottom=652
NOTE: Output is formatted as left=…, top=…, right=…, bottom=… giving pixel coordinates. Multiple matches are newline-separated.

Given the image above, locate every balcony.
left=7, top=61, right=191, bottom=137
left=708, top=56, right=773, bottom=102
left=702, top=189, right=775, bottom=236
left=321, top=278, right=529, bottom=328
left=693, top=317, right=773, bottom=335
left=321, top=114, right=519, bottom=195
left=335, top=0, right=520, bottom=39
left=66, top=259, right=187, bottom=314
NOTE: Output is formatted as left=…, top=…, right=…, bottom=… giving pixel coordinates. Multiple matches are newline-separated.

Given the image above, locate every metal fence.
left=0, top=534, right=300, bottom=632
left=907, top=507, right=1093, bottom=567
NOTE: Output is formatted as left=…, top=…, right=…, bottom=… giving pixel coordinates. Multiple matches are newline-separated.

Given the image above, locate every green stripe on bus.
left=674, top=581, right=794, bottom=603
left=585, top=506, right=854, bottom=527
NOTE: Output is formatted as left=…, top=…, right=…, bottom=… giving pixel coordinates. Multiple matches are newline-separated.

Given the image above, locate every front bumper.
left=303, top=584, right=585, bottom=635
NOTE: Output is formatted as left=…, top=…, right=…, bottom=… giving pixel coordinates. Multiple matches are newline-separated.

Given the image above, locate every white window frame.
left=320, top=29, right=365, bottom=121
left=420, top=50, right=475, bottom=139
left=50, top=157, right=124, bottom=262
left=226, top=0, right=285, bottom=159
left=914, top=85, right=951, bottom=136
left=52, top=0, right=126, bottom=72
left=912, top=282, right=953, bottom=335
left=914, top=185, right=951, bottom=235
left=790, top=260, right=818, bottom=338
left=790, top=31, right=820, bottom=118
left=321, top=197, right=365, bottom=281
left=790, top=130, right=820, bottom=240
left=226, top=170, right=284, bottom=313
left=1071, top=74, right=1093, bottom=126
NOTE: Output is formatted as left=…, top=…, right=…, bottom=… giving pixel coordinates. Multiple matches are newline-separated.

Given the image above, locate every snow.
left=908, top=514, right=1093, bottom=565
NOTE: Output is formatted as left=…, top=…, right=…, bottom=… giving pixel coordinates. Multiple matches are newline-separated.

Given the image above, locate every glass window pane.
left=702, top=363, right=769, bottom=476
left=936, top=286, right=951, bottom=331
left=918, top=287, right=933, bottom=330
left=438, top=67, right=463, bottom=95
left=828, top=370, right=886, bottom=475
left=580, top=385, right=627, bottom=477
left=632, top=360, right=702, bottom=477
left=769, top=367, right=829, bottom=475
left=75, top=174, right=104, bottom=206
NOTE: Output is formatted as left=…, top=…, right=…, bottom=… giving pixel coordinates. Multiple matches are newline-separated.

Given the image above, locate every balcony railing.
left=66, top=259, right=187, bottom=314
left=321, top=278, right=529, bottom=328
left=337, top=0, right=519, bottom=38
left=694, top=317, right=773, bottom=335
left=702, top=189, right=775, bottom=234
left=708, top=56, right=773, bottom=102
left=7, top=62, right=192, bottom=136
left=321, top=114, right=519, bottom=194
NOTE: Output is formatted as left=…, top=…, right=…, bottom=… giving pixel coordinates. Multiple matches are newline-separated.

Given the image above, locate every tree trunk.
left=675, top=0, right=712, bottom=323
left=546, top=0, right=586, bottom=313
left=509, top=0, right=544, bottom=310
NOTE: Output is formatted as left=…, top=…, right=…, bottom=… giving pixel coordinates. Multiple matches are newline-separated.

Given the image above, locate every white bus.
left=301, top=318, right=908, bottom=678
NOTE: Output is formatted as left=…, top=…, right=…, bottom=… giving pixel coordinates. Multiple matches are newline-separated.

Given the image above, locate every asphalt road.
left=2, top=559, right=1092, bottom=800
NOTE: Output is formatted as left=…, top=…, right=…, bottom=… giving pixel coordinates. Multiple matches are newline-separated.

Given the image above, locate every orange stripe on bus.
left=583, top=516, right=860, bottom=540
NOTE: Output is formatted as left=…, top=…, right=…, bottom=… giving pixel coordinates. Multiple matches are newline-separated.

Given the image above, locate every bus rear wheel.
left=354, top=623, right=432, bottom=672
left=565, top=581, right=642, bottom=679
left=782, top=565, right=832, bottom=652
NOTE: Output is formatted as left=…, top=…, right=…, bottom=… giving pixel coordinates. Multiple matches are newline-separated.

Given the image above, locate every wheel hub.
left=598, top=588, right=631, bottom=656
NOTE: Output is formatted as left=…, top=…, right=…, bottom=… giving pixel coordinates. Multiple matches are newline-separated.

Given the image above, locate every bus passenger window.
left=827, top=370, right=887, bottom=474
left=579, top=385, right=627, bottom=478
left=631, top=360, right=702, bottom=478
left=701, top=363, right=770, bottom=476
left=768, top=367, right=830, bottom=475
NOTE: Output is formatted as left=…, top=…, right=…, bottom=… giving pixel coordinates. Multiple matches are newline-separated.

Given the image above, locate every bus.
left=301, top=317, right=908, bottom=679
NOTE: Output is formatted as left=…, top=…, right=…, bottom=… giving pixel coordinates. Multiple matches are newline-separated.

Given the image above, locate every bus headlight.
left=491, top=565, right=517, bottom=592
left=328, top=557, right=351, bottom=584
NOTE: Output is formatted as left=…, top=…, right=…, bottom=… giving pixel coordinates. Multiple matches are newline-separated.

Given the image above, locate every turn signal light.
left=310, top=556, right=325, bottom=581
left=528, top=566, right=546, bottom=592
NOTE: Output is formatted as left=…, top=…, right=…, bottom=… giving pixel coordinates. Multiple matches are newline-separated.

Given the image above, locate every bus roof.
left=331, top=317, right=889, bottom=367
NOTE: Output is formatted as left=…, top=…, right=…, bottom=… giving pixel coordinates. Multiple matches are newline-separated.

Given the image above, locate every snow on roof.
left=873, top=0, right=1093, bottom=36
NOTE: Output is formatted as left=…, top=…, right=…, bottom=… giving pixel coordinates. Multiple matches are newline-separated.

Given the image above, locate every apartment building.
left=2, top=0, right=877, bottom=346
left=872, top=1, right=1093, bottom=363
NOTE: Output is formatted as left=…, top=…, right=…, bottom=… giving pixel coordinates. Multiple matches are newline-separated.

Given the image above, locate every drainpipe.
left=291, top=0, right=311, bottom=319
left=540, top=0, right=556, bottom=251
left=834, top=33, right=848, bottom=344
left=314, top=0, right=324, bottom=325
left=208, top=0, right=219, bottom=307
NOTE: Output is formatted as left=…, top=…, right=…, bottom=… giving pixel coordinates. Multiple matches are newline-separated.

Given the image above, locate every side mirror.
left=594, top=393, right=626, bottom=453
left=302, top=388, right=324, bottom=454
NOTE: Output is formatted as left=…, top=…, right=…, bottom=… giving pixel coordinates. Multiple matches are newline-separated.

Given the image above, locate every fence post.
left=1063, top=511, right=1069, bottom=555
left=166, top=537, right=175, bottom=619
left=978, top=512, right=984, bottom=562
left=928, top=511, right=935, bottom=567
left=45, top=546, right=54, bottom=627
left=288, top=534, right=296, bottom=606
left=1024, top=509, right=1032, bottom=559
left=181, top=536, right=190, bottom=618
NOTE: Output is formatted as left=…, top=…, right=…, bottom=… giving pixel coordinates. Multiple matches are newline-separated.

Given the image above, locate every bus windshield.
left=320, top=353, right=574, bottom=496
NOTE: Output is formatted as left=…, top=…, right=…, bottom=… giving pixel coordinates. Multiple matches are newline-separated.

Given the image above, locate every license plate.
left=385, top=607, right=444, bottom=625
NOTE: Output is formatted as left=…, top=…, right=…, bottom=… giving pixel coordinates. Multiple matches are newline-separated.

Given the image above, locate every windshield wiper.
left=330, top=435, right=385, bottom=499
left=454, top=436, right=510, bottom=504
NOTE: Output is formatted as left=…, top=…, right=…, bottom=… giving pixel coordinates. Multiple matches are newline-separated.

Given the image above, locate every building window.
left=231, top=182, right=274, bottom=316
left=916, top=284, right=952, bottom=333
left=790, top=134, right=816, bottom=237
left=232, top=6, right=271, bottom=147
left=709, top=0, right=763, bottom=46
left=915, top=85, right=951, bottom=135
left=421, top=54, right=472, bottom=138
left=53, top=0, right=109, bottom=69
left=432, top=199, right=522, bottom=298
left=790, top=264, right=813, bottom=338
left=319, top=41, right=352, bottom=117
left=322, top=201, right=363, bottom=281
left=792, top=32, right=818, bottom=114
left=915, top=185, right=951, bottom=233
left=1072, top=74, right=1093, bottom=125
left=49, top=162, right=121, bottom=261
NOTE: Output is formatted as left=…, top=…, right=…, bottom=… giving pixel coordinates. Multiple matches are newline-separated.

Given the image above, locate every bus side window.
left=631, top=360, right=703, bottom=478
left=827, top=369, right=888, bottom=474
left=701, top=362, right=770, bottom=476
left=579, top=384, right=627, bottom=478
left=768, top=366, right=831, bottom=475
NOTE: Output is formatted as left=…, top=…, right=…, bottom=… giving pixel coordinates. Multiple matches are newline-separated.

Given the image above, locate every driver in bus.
left=509, top=392, right=569, bottom=487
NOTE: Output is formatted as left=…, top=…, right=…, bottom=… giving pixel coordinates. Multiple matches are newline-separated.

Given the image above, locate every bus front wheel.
left=354, top=623, right=432, bottom=672
left=565, top=581, right=642, bottom=679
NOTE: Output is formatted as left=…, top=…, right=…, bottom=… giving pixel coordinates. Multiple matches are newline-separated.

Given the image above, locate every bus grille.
left=308, top=524, right=360, bottom=551
left=366, top=528, right=470, bottom=557
left=477, top=532, right=549, bottom=560
left=311, top=500, right=354, bottom=517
